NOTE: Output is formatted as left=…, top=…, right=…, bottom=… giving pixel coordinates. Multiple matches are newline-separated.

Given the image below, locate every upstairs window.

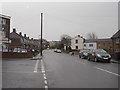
left=2, top=19, right=6, bottom=25
left=116, top=38, right=120, bottom=44
left=75, top=40, right=78, bottom=44
left=84, top=44, right=86, bottom=47
left=0, top=18, right=2, bottom=25
left=89, top=44, right=93, bottom=47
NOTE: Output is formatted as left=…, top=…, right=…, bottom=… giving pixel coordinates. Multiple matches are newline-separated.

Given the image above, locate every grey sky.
left=2, top=2, right=118, bottom=41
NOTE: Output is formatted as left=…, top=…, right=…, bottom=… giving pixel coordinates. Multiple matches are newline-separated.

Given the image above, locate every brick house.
left=84, top=38, right=112, bottom=54
left=9, top=28, right=25, bottom=50
left=0, top=14, right=11, bottom=52
left=111, top=30, right=120, bottom=60
left=97, top=39, right=112, bottom=54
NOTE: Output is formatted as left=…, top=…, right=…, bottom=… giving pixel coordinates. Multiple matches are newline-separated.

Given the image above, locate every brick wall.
left=1, top=52, right=33, bottom=58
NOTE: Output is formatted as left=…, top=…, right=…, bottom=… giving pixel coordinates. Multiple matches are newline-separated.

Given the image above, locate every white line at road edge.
left=79, top=61, right=85, bottom=64
left=95, top=67, right=120, bottom=77
left=34, top=60, right=40, bottom=73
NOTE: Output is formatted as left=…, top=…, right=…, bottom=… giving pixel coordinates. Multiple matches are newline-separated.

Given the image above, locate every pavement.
left=2, top=53, right=44, bottom=89
left=111, top=59, right=120, bottom=64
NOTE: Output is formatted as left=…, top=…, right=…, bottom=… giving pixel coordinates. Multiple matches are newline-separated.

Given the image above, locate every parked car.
left=13, top=48, right=27, bottom=53
left=79, top=49, right=90, bottom=59
left=88, top=49, right=111, bottom=63
left=54, top=48, right=57, bottom=52
left=56, top=49, right=62, bottom=53
left=0, top=48, right=8, bottom=52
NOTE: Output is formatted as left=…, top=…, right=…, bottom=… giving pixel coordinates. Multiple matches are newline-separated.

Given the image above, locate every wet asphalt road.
left=2, top=49, right=119, bottom=88
left=43, top=50, right=119, bottom=88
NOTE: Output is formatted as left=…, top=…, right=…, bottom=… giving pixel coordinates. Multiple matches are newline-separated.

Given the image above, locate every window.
left=2, top=19, right=6, bottom=25
left=75, top=40, right=78, bottom=43
left=84, top=44, right=86, bottom=47
left=0, top=18, right=2, bottom=24
left=76, top=46, right=78, bottom=49
left=0, top=30, right=5, bottom=37
left=89, top=44, right=93, bottom=47
left=116, top=39, right=120, bottom=44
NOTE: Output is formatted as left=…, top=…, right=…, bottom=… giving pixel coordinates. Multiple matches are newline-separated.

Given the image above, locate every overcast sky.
left=2, top=2, right=119, bottom=41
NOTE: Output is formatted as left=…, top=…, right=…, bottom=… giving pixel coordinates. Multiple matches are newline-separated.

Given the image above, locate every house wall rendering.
left=71, top=35, right=84, bottom=50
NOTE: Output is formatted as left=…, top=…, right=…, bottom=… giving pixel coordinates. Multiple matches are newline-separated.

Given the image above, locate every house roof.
left=0, top=14, right=11, bottom=19
left=71, top=35, right=83, bottom=40
left=85, top=38, right=112, bottom=43
left=111, top=30, right=120, bottom=39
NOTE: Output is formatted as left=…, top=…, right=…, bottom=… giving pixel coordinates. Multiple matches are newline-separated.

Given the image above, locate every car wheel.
left=107, top=60, right=110, bottom=63
left=79, top=55, right=81, bottom=58
left=94, top=57, right=97, bottom=62
left=88, top=57, right=90, bottom=61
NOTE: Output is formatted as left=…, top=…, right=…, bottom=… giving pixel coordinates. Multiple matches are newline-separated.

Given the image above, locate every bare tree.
left=60, top=34, right=71, bottom=46
left=60, top=34, right=72, bottom=51
left=86, top=32, right=98, bottom=39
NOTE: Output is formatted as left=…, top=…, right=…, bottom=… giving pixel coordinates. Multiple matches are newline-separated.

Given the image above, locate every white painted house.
left=84, top=39, right=97, bottom=49
left=71, top=35, right=84, bottom=50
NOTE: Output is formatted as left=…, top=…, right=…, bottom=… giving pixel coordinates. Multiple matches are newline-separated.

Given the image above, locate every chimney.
left=19, top=32, right=22, bottom=35
left=13, top=28, right=16, bottom=33
left=78, top=35, right=80, bottom=37
left=24, top=34, right=26, bottom=37
left=31, top=38, right=33, bottom=40
left=27, top=37, right=29, bottom=39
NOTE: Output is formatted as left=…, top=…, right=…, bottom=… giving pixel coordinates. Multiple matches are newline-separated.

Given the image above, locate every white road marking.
left=44, top=76, right=47, bottom=79
left=40, top=59, right=49, bottom=89
left=95, top=67, right=120, bottom=77
left=43, top=73, right=46, bottom=76
left=45, top=85, right=48, bottom=90
left=44, top=80, right=48, bottom=84
left=42, top=71, right=45, bottom=73
left=79, top=61, right=85, bottom=64
left=33, top=60, right=40, bottom=73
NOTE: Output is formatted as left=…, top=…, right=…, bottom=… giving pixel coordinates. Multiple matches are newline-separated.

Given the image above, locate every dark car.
left=79, top=49, right=90, bottom=59
left=88, top=49, right=111, bottom=63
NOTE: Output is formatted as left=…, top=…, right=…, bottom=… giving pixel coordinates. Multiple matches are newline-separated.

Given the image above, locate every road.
left=2, top=49, right=119, bottom=89
left=43, top=50, right=119, bottom=88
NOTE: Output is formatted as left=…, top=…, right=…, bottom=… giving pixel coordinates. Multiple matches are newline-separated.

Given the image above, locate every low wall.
left=0, top=52, right=33, bottom=58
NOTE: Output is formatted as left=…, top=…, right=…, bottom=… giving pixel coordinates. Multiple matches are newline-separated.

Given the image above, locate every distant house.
left=111, top=30, right=120, bottom=60
left=84, top=38, right=112, bottom=54
left=84, top=39, right=97, bottom=50
left=9, top=29, right=25, bottom=50
left=49, top=41, right=60, bottom=49
left=0, top=14, right=11, bottom=52
left=71, top=35, right=84, bottom=50
left=97, top=39, right=112, bottom=54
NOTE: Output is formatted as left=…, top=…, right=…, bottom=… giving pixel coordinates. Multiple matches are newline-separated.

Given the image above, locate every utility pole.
left=40, top=13, right=43, bottom=56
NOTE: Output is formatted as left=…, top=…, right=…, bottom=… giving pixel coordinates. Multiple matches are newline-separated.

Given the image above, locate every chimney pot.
left=24, top=34, right=26, bottom=37
left=19, top=32, right=22, bottom=35
left=13, top=28, right=16, bottom=33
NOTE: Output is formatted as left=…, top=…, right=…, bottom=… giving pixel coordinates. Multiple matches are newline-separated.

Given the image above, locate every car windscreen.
left=95, top=49, right=107, bottom=54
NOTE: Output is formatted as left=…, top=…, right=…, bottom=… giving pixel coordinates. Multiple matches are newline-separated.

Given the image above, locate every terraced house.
left=0, top=14, right=11, bottom=52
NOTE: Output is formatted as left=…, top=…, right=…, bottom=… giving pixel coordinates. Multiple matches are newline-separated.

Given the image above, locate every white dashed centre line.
left=95, top=67, right=120, bottom=77
left=45, top=85, right=48, bottom=90
left=33, top=60, right=40, bottom=73
left=41, top=59, right=49, bottom=89
left=44, top=80, right=48, bottom=84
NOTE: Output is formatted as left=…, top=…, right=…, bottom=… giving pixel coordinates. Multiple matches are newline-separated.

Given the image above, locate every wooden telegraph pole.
left=40, top=13, right=43, bottom=56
